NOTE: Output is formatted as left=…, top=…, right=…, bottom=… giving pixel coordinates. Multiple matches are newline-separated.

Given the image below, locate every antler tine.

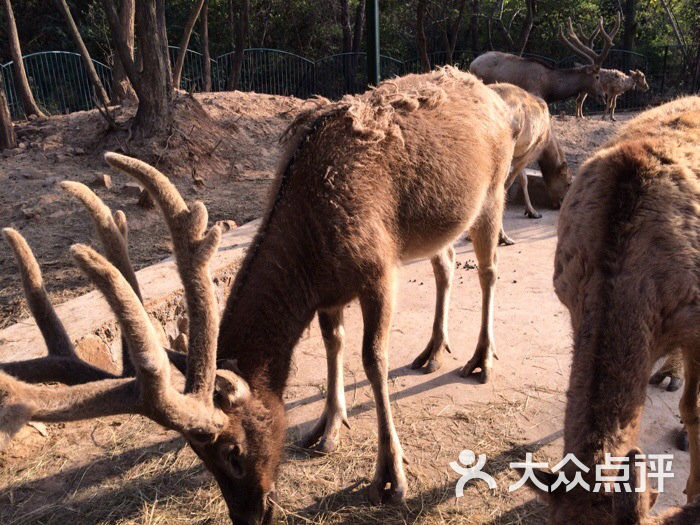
left=595, top=12, right=621, bottom=66
left=70, top=244, right=225, bottom=434
left=559, top=18, right=596, bottom=65
left=61, top=181, right=140, bottom=377
left=61, top=182, right=142, bottom=301
left=103, top=152, right=222, bottom=405
left=2, top=228, right=76, bottom=359
left=576, top=22, right=600, bottom=48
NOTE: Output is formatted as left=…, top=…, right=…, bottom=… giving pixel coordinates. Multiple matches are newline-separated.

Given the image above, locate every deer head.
left=0, top=153, right=286, bottom=524
left=629, top=69, right=649, bottom=92
left=559, top=12, right=621, bottom=104
left=525, top=448, right=659, bottom=524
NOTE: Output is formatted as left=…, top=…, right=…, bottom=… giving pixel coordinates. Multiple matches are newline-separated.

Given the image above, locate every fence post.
left=365, top=0, right=380, bottom=86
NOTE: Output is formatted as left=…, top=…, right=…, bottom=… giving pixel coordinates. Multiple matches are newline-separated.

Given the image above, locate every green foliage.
left=1, top=0, right=697, bottom=65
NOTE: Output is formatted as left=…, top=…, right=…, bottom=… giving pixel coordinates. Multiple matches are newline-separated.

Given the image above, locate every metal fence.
left=2, top=44, right=698, bottom=120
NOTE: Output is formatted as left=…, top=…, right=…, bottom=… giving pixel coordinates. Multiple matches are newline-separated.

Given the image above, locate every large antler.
left=559, top=12, right=620, bottom=67
left=1, top=152, right=229, bottom=450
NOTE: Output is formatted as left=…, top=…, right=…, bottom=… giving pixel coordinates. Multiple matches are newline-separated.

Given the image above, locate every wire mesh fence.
left=2, top=45, right=698, bottom=120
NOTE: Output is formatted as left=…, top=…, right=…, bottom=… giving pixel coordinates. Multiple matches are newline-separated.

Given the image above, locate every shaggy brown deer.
left=0, top=67, right=516, bottom=522
left=526, top=96, right=699, bottom=523
left=469, top=14, right=620, bottom=106
left=576, top=68, right=649, bottom=120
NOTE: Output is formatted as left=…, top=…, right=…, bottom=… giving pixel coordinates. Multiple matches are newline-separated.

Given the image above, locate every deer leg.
left=410, top=245, right=455, bottom=374
left=520, top=171, right=542, bottom=219
left=576, top=92, right=587, bottom=118
left=360, top=266, right=407, bottom=504
left=610, top=95, right=618, bottom=121
left=301, top=306, right=349, bottom=453
left=460, top=197, right=500, bottom=383
left=650, top=348, right=684, bottom=392
left=498, top=166, right=523, bottom=246
left=679, top=350, right=699, bottom=500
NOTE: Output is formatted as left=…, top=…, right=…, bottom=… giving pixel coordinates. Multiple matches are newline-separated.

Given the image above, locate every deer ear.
left=214, top=369, right=251, bottom=410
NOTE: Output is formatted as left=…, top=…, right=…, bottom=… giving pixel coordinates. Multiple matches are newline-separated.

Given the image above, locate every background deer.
left=468, top=14, right=620, bottom=106
left=527, top=96, right=699, bottom=523
left=1, top=67, right=517, bottom=521
left=568, top=15, right=649, bottom=120
left=577, top=68, right=649, bottom=120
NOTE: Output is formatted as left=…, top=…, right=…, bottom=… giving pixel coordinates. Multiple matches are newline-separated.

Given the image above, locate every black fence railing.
left=3, top=44, right=698, bottom=120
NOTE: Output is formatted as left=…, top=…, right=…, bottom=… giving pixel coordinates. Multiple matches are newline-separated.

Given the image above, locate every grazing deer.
left=490, top=83, right=570, bottom=245
left=0, top=67, right=516, bottom=522
left=577, top=69, right=649, bottom=120
left=469, top=14, right=620, bottom=106
left=526, top=96, right=699, bottom=523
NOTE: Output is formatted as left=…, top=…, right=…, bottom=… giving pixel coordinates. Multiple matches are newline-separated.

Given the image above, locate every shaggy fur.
left=534, top=96, right=699, bottom=523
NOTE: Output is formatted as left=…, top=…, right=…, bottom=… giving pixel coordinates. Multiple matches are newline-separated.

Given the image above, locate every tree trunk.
left=0, top=72, right=16, bottom=150
left=111, top=0, right=136, bottom=104
left=417, top=0, right=430, bottom=73
left=54, top=0, right=110, bottom=107
left=103, top=0, right=172, bottom=135
left=516, top=0, right=536, bottom=56
left=227, top=0, right=249, bottom=91
left=1, top=0, right=45, bottom=118
left=621, top=0, right=637, bottom=51
left=172, top=0, right=207, bottom=89
left=352, top=0, right=365, bottom=53
left=201, top=0, right=211, bottom=91
left=469, top=0, right=479, bottom=54
left=445, top=0, right=468, bottom=64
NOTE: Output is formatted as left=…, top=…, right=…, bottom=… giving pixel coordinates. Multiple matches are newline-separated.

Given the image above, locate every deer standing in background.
left=577, top=68, right=649, bottom=120
left=469, top=14, right=620, bottom=106
left=0, top=67, right=517, bottom=523
left=528, top=96, right=699, bottom=524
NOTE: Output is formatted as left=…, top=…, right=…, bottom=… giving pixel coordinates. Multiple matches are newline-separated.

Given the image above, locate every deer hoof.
left=424, top=358, right=442, bottom=374
left=525, top=210, right=542, bottom=219
left=300, top=412, right=344, bottom=453
left=368, top=462, right=407, bottom=505
left=498, top=232, right=516, bottom=246
left=410, top=339, right=448, bottom=374
left=459, top=354, right=492, bottom=383
left=676, top=427, right=689, bottom=452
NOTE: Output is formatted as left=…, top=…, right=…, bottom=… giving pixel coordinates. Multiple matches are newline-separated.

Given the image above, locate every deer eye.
left=225, top=444, right=245, bottom=478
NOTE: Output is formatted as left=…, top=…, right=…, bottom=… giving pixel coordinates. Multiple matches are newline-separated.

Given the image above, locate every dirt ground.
left=2, top=96, right=688, bottom=524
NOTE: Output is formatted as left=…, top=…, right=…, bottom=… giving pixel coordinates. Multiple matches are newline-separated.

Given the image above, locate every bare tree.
left=201, top=0, right=211, bottom=91
left=417, top=0, right=431, bottom=72
left=438, top=0, right=468, bottom=64
left=660, top=0, right=691, bottom=65
left=0, top=72, right=16, bottom=150
left=487, top=0, right=537, bottom=55
left=172, top=0, right=207, bottom=89
left=339, top=0, right=365, bottom=92
left=515, top=0, right=537, bottom=56
left=54, top=0, right=110, bottom=107
left=110, top=0, right=136, bottom=104
left=469, top=0, right=480, bottom=54
left=226, top=0, right=250, bottom=90
left=102, top=0, right=172, bottom=135
left=1, top=0, right=45, bottom=118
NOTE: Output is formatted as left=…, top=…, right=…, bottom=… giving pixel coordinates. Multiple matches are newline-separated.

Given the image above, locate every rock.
left=172, top=332, right=188, bottom=354
left=137, top=189, right=154, bottom=208
left=21, top=206, right=39, bottom=219
left=177, top=315, right=189, bottom=335
left=73, top=147, right=85, bottom=156
left=90, top=173, right=112, bottom=190
left=3, top=147, right=22, bottom=157
left=122, top=182, right=143, bottom=198
left=74, top=334, right=119, bottom=374
left=215, top=219, right=237, bottom=232
left=148, top=314, right=169, bottom=348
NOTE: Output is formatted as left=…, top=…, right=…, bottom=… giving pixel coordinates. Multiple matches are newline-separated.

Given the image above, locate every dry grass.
left=0, top=397, right=556, bottom=524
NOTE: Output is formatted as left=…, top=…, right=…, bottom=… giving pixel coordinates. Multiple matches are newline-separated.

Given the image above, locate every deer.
left=576, top=68, right=649, bottom=120
left=490, top=82, right=570, bottom=245
left=469, top=13, right=621, bottom=107
left=567, top=21, right=649, bottom=120
left=0, top=67, right=517, bottom=523
left=524, top=96, right=699, bottom=524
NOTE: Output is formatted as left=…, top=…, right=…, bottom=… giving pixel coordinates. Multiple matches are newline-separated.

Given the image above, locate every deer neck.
left=563, top=285, right=653, bottom=470
left=217, top=212, right=319, bottom=397
left=546, top=68, right=592, bottom=102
